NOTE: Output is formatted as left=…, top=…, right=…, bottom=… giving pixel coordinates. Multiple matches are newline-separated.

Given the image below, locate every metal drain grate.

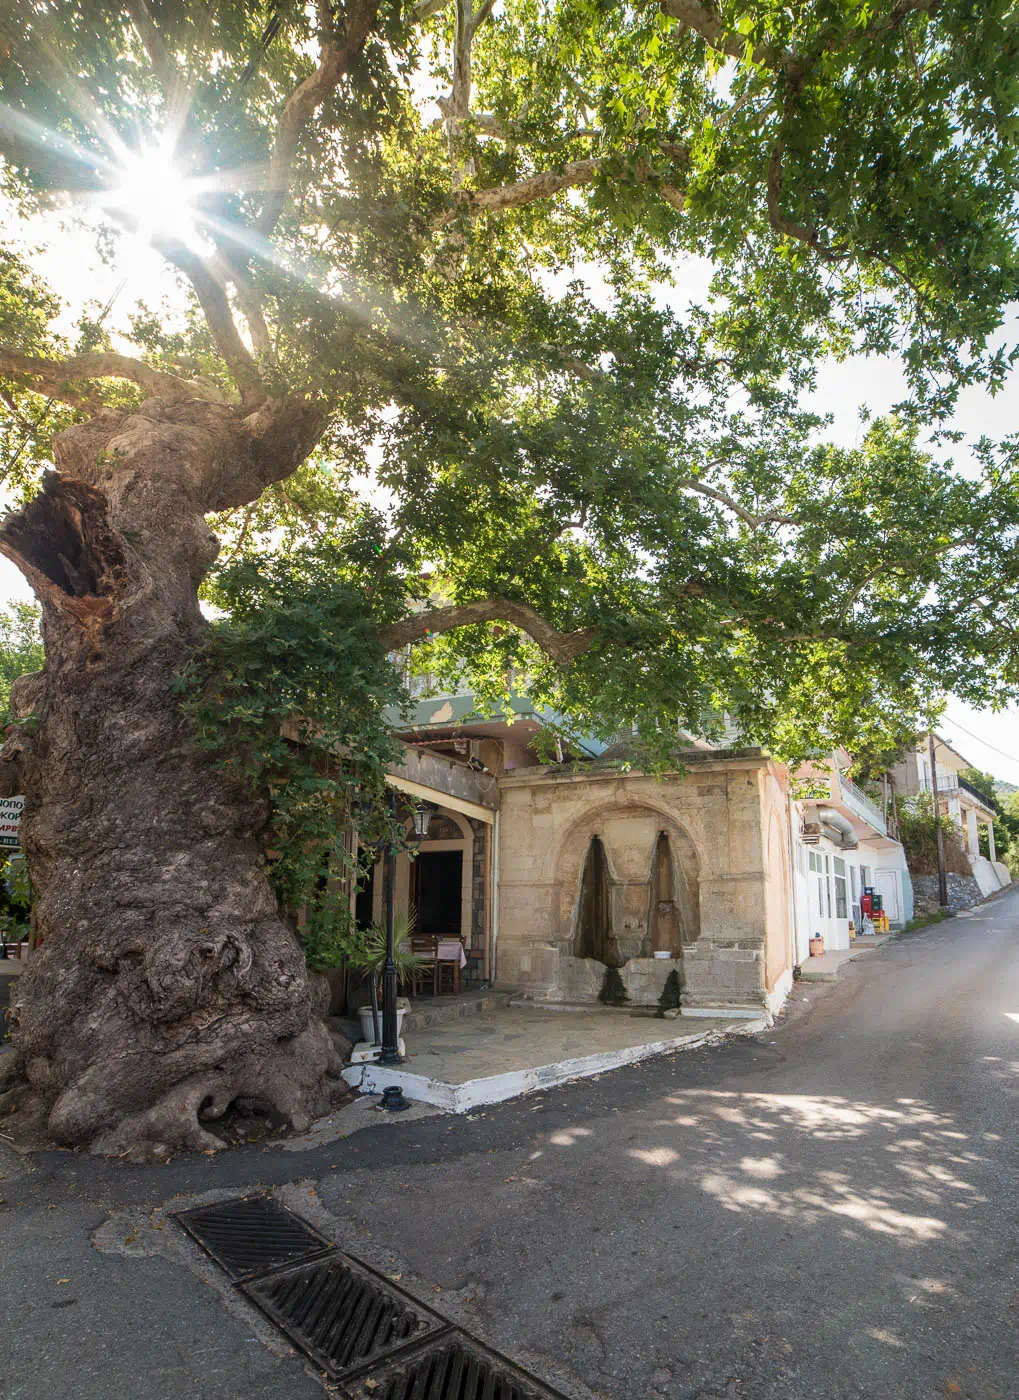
left=242, top=1252, right=450, bottom=1381
left=175, top=1194, right=333, bottom=1280
left=173, top=1196, right=572, bottom=1399
left=344, top=1333, right=573, bottom=1400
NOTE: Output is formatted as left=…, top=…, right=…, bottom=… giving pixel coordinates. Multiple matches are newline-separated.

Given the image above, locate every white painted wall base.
left=971, top=854, right=1005, bottom=898
left=764, top=967, right=793, bottom=1018
left=992, top=860, right=1012, bottom=888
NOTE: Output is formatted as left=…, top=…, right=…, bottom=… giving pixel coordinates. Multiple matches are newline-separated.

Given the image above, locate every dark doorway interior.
left=355, top=855, right=376, bottom=930
left=413, top=850, right=463, bottom=934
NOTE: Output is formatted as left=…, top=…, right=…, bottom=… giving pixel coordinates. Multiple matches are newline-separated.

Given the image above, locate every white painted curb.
left=341, top=1015, right=768, bottom=1113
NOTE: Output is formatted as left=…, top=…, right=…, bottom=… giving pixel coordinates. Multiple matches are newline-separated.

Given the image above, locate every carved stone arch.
left=554, top=798, right=702, bottom=959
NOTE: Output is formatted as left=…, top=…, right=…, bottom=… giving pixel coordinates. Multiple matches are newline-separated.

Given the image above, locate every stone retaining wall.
left=911, top=872, right=984, bottom=916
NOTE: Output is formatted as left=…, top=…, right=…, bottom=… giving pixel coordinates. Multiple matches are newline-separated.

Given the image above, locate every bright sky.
left=5, top=202, right=1019, bottom=787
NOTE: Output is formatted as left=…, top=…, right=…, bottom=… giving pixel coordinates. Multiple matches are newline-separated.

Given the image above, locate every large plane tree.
left=1, top=0, right=1019, bottom=1155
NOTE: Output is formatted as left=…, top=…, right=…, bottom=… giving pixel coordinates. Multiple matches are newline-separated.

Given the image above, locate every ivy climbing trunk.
left=0, top=392, right=346, bottom=1156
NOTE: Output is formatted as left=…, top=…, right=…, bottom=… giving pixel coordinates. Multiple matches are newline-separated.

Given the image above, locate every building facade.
left=367, top=691, right=912, bottom=1018
left=889, top=734, right=1011, bottom=897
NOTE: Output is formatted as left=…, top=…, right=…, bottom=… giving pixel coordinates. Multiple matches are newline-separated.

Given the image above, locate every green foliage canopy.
left=2, top=0, right=1019, bottom=767
left=175, top=546, right=407, bottom=959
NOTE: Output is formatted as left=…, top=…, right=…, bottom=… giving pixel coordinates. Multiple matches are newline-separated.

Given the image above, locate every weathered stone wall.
left=911, top=872, right=984, bottom=916
left=495, top=753, right=785, bottom=1010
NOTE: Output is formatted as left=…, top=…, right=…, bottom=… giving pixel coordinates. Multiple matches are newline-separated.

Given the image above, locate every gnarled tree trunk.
left=0, top=393, right=346, bottom=1156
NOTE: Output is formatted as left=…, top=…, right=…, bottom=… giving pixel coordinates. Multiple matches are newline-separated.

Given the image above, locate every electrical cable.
left=941, top=715, right=1019, bottom=769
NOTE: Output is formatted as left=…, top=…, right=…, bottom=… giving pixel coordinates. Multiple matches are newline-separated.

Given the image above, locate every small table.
left=435, top=937, right=466, bottom=993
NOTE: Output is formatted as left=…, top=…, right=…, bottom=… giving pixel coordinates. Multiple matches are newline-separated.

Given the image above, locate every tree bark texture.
left=0, top=393, right=347, bottom=1157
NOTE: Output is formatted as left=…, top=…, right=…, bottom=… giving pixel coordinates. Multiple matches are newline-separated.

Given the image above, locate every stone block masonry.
left=494, top=752, right=789, bottom=1011
left=911, top=872, right=984, bottom=916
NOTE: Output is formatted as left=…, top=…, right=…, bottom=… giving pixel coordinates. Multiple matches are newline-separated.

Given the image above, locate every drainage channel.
left=175, top=1193, right=571, bottom=1399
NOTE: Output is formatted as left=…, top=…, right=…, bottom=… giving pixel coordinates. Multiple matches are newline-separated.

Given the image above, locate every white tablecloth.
left=435, top=937, right=467, bottom=968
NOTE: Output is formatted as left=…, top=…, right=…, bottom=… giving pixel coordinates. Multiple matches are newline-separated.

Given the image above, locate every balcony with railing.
left=921, top=773, right=996, bottom=811
left=834, top=772, right=888, bottom=837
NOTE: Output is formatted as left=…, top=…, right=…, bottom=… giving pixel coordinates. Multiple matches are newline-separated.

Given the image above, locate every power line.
left=942, top=714, right=1019, bottom=768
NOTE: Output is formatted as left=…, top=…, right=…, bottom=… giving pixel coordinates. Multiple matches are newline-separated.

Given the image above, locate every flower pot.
left=808, top=934, right=824, bottom=958
left=359, top=1004, right=407, bottom=1045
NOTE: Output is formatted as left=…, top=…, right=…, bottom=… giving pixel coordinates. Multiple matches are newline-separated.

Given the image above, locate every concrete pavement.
left=3, top=890, right=1019, bottom=1399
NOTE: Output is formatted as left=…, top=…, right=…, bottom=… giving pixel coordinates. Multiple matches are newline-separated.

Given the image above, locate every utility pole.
left=928, top=732, right=949, bottom=909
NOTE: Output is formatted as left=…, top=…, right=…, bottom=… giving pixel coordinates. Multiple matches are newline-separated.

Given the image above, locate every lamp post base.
left=379, top=1084, right=411, bottom=1112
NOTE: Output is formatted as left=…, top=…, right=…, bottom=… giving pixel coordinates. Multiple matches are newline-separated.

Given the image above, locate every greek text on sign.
left=0, top=795, right=24, bottom=849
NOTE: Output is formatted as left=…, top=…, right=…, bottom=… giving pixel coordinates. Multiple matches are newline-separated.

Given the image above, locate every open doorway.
left=355, top=855, right=376, bottom=930
left=412, top=849, right=463, bottom=934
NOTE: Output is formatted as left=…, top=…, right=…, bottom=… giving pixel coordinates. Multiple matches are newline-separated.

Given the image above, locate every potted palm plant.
left=349, top=910, right=425, bottom=1045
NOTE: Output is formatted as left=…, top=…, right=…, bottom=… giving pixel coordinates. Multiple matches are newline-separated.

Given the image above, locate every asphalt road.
left=3, top=892, right=1018, bottom=1400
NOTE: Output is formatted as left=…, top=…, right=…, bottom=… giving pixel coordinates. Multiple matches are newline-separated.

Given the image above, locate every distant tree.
left=0, top=603, right=43, bottom=727
left=958, top=767, right=1000, bottom=810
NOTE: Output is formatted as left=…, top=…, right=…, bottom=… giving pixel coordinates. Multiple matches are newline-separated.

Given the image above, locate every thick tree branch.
left=377, top=591, right=877, bottom=668
left=0, top=349, right=222, bottom=408
left=765, top=140, right=850, bottom=257
left=472, top=0, right=499, bottom=29
left=213, top=246, right=273, bottom=359
left=440, top=143, right=690, bottom=223
left=661, top=0, right=791, bottom=66
left=157, top=240, right=267, bottom=406
left=447, top=0, right=476, bottom=191
left=117, top=8, right=271, bottom=403
left=254, top=0, right=381, bottom=241
left=677, top=477, right=797, bottom=528
left=378, top=599, right=598, bottom=663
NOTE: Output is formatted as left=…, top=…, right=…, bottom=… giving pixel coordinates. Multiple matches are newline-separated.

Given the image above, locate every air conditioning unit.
left=801, top=822, right=822, bottom=845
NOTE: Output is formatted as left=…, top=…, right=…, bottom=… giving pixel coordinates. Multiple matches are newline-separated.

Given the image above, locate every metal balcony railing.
left=836, top=772, right=888, bottom=835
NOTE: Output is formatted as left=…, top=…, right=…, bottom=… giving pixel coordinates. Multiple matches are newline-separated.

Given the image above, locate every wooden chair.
left=409, top=934, right=440, bottom=996
left=434, top=935, right=463, bottom=995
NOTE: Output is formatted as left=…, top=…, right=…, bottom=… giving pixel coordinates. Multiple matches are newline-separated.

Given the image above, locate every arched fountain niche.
left=556, top=806, right=701, bottom=1006
left=573, top=834, right=621, bottom=966
left=649, top=830, right=681, bottom=955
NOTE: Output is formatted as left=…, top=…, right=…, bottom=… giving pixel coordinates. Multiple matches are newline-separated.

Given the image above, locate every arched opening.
left=648, top=830, right=682, bottom=956
left=574, top=835, right=620, bottom=966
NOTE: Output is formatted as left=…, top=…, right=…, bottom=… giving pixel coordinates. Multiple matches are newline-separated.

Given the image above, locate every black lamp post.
left=355, top=788, right=434, bottom=1107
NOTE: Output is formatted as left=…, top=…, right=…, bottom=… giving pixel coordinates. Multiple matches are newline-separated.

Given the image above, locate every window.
left=824, top=855, right=833, bottom=918
left=810, top=851, right=833, bottom=924
left=833, top=857, right=848, bottom=920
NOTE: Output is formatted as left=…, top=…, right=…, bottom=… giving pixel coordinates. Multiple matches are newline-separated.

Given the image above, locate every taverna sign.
left=0, top=796, right=24, bottom=849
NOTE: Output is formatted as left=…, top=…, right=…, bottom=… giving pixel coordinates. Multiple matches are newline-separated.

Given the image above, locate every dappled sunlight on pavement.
left=313, top=914, right=1019, bottom=1399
